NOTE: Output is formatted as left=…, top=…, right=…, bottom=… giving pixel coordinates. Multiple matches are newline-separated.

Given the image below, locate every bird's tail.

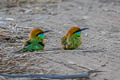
left=13, top=48, right=28, bottom=54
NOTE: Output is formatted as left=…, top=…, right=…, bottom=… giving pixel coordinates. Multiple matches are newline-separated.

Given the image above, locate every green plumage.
left=16, top=28, right=51, bottom=53
left=62, top=32, right=82, bottom=50
left=18, top=38, right=44, bottom=52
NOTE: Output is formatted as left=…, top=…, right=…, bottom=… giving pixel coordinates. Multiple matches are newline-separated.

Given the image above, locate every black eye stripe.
left=36, top=32, right=43, bottom=36
left=36, top=30, right=51, bottom=36
left=73, top=30, right=81, bottom=34
left=73, top=28, right=89, bottom=34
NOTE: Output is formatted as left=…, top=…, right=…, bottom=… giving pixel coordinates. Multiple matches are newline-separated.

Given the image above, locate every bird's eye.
left=36, top=33, right=44, bottom=38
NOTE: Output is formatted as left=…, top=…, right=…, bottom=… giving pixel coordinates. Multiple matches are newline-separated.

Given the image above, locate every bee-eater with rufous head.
left=18, top=28, right=51, bottom=52
left=61, top=26, right=89, bottom=50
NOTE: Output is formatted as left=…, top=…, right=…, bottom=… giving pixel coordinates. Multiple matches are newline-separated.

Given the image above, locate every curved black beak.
left=43, top=30, right=52, bottom=33
left=80, top=28, right=89, bottom=31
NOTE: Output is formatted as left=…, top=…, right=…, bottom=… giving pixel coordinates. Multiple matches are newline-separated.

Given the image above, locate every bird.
left=61, top=26, right=89, bottom=50
left=18, top=28, right=51, bottom=52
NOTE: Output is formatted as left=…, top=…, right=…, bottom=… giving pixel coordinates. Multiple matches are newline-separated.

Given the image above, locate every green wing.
left=61, top=36, right=68, bottom=49
left=61, top=33, right=82, bottom=50
left=61, top=36, right=67, bottom=45
left=68, top=34, right=82, bottom=49
left=17, top=40, right=33, bottom=52
left=18, top=39, right=44, bottom=52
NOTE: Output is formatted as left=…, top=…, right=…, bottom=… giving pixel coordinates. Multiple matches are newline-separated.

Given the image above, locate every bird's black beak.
left=43, top=30, right=52, bottom=33
left=80, top=28, right=89, bottom=31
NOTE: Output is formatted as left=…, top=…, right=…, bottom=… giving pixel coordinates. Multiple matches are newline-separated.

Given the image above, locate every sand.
left=0, top=0, right=120, bottom=80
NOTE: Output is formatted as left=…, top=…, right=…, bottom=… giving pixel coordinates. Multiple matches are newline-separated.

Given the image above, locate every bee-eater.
left=18, top=28, right=50, bottom=52
left=61, top=26, right=89, bottom=50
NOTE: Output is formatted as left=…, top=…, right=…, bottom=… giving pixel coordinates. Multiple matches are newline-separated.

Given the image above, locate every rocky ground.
left=0, top=0, right=120, bottom=80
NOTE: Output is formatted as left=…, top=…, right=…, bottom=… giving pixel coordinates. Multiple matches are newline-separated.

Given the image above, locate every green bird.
left=61, top=26, right=89, bottom=50
left=18, top=28, right=50, bottom=52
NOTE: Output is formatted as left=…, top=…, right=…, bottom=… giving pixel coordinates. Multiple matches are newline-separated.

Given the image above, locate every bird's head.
left=29, top=28, right=50, bottom=40
left=65, top=26, right=89, bottom=38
